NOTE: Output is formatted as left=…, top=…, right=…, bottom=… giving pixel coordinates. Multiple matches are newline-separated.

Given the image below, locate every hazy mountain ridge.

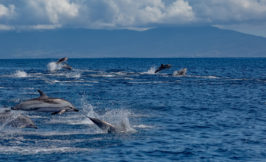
left=0, top=26, right=266, bottom=58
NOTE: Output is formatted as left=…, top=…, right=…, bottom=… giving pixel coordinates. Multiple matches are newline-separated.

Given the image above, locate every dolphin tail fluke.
left=87, top=117, right=117, bottom=134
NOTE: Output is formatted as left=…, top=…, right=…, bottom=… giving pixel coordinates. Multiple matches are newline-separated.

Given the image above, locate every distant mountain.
left=0, top=26, right=266, bottom=58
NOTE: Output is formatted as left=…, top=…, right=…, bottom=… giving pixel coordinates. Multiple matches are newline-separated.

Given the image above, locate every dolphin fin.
left=37, top=90, right=48, bottom=99
left=87, top=117, right=117, bottom=134
left=51, top=109, right=66, bottom=115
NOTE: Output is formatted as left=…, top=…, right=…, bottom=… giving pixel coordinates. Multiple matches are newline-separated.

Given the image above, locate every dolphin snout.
left=70, top=106, right=79, bottom=112
left=30, top=124, right=38, bottom=129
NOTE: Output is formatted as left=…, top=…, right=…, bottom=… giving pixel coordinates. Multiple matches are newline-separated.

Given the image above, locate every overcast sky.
left=1, top=0, right=266, bottom=37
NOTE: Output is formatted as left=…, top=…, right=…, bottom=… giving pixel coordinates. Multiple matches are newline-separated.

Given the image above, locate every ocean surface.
left=0, top=58, right=265, bottom=161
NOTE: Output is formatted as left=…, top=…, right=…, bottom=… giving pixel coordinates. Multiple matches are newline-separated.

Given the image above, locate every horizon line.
left=0, top=57, right=266, bottom=60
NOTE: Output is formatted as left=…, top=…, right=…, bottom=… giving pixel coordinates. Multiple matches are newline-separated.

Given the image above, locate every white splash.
left=47, top=62, right=61, bottom=72
left=13, top=70, right=28, bottom=78
left=100, top=109, right=136, bottom=133
left=172, top=71, right=178, bottom=76
left=80, top=95, right=136, bottom=133
left=0, top=110, right=21, bottom=130
left=142, top=66, right=156, bottom=74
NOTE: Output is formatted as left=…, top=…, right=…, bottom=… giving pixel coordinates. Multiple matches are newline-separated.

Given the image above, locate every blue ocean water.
left=0, top=58, right=266, bottom=161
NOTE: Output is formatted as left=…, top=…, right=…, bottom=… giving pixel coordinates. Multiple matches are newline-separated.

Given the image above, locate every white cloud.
left=27, top=0, right=80, bottom=24
left=192, top=0, right=266, bottom=23
left=0, top=24, right=14, bottom=30
left=31, top=24, right=61, bottom=30
left=94, top=0, right=195, bottom=27
left=0, top=4, right=15, bottom=18
left=0, top=0, right=195, bottom=29
left=1, top=0, right=266, bottom=37
left=166, top=0, right=194, bottom=22
left=214, top=23, right=266, bottom=38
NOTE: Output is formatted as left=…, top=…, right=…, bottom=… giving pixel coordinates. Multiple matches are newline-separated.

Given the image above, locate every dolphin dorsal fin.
left=37, top=90, right=48, bottom=99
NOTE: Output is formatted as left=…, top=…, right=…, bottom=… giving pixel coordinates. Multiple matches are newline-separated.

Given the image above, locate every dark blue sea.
left=0, top=58, right=266, bottom=161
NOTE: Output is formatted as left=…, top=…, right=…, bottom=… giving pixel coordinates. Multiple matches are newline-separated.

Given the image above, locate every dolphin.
left=56, top=57, right=68, bottom=64
left=11, top=90, right=79, bottom=115
left=81, top=114, right=125, bottom=134
left=155, top=64, right=171, bottom=73
left=173, top=68, right=187, bottom=76
left=61, top=64, right=72, bottom=70
left=88, top=117, right=118, bottom=134
left=56, top=57, right=72, bottom=70
left=0, top=110, right=37, bottom=129
left=85, top=115, right=132, bottom=134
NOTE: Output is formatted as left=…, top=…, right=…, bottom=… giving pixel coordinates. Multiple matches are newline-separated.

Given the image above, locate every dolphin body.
left=0, top=110, right=37, bottom=129
left=12, top=90, right=79, bottom=115
left=82, top=114, right=126, bottom=134
left=88, top=117, right=118, bottom=134
left=155, top=64, right=171, bottom=73
left=56, top=57, right=68, bottom=64
left=56, top=57, right=72, bottom=70
left=173, top=68, right=187, bottom=76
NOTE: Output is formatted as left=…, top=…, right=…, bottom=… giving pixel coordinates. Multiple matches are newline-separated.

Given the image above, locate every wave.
left=128, top=81, right=167, bottom=84
left=133, top=124, right=153, bottom=129
left=65, top=72, right=81, bottom=78
left=201, top=75, right=219, bottom=79
left=89, top=73, right=115, bottom=78
left=192, top=75, right=219, bottom=79
left=0, top=146, right=92, bottom=155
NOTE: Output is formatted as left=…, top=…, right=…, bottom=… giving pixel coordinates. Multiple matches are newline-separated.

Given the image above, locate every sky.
left=1, top=0, right=266, bottom=37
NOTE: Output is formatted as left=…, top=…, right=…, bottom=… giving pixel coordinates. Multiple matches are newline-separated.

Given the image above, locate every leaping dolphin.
left=56, top=57, right=72, bottom=70
left=82, top=114, right=127, bottom=134
left=155, top=64, right=171, bottom=73
left=11, top=90, right=79, bottom=115
left=88, top=117, right=118, bottom=134
left=56, top=57, right=68, bottom=64
left=173, top=68, right=187, bottom=76
left=0, top=110, right=37, bottom=129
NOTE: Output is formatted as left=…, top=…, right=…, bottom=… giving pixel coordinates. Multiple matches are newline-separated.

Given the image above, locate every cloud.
left=27, top=0, right=79, bottom=24
left=0, top=0, right=195, bottom=29
left=103, top=0, right=194, bottom=27
left=1, top=0, right=266, bottom=32
left=0, top=24, right=14, bottom=30
left=0, top=4, right=15, bottom=19
left=192, top=0, right=266, bottom=23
